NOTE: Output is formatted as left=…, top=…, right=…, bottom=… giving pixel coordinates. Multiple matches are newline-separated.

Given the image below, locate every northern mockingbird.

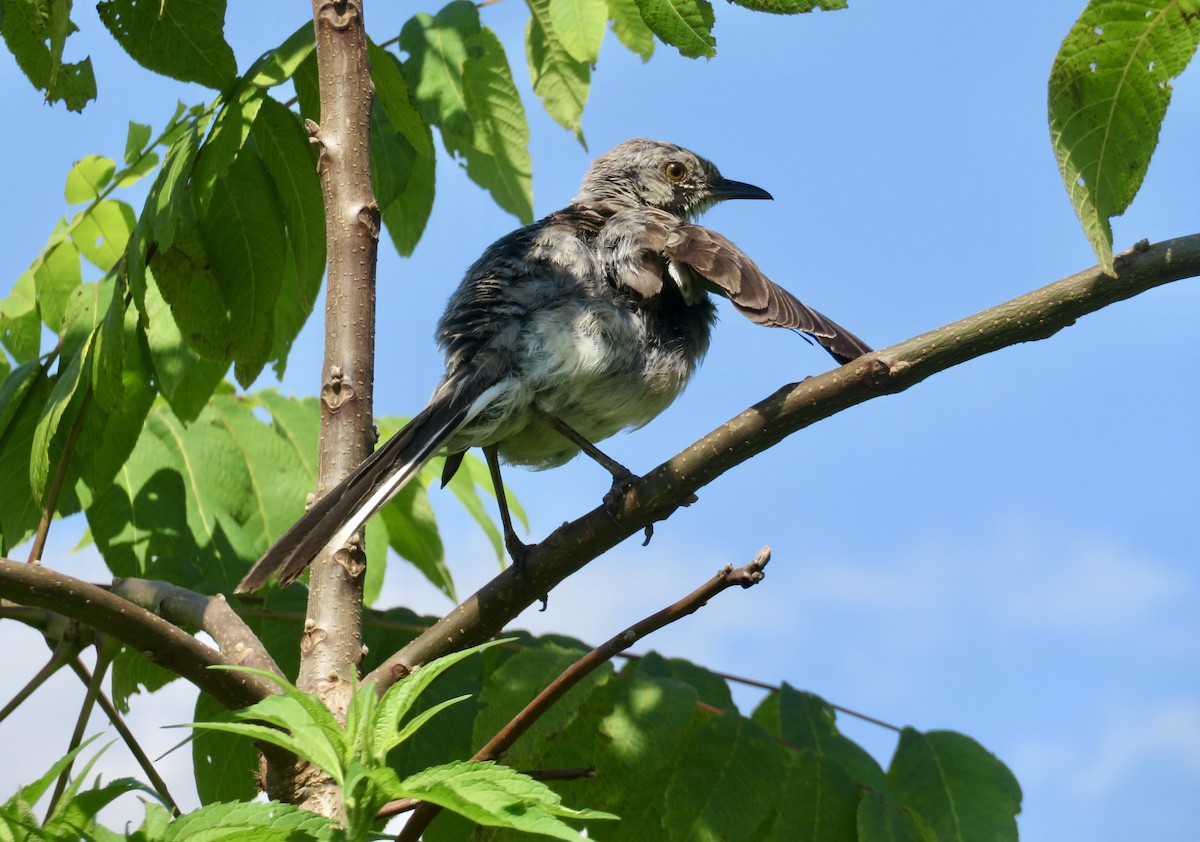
left=236, top=138, right=871, bottom=592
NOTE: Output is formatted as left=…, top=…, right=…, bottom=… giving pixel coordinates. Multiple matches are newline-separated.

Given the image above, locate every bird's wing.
left=663, top=223, right=873, bottom=364
left=235, top=375, right=505, bottom=592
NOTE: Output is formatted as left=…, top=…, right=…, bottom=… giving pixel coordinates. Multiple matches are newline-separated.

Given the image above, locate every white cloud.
left=1011, top=699, right=1200, bottom=800
left=783, top=518, right=1193, bottom=642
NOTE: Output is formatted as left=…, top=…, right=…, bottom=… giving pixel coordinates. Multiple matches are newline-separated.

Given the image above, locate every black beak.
left=710, top=178, right=773, bottom=201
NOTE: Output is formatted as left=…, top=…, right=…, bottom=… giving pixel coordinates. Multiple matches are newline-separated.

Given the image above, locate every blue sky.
left=3, top=1, right=1199, bottom=839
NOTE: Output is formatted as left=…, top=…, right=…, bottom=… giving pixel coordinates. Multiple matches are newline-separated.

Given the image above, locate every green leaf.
left=886, top=729, right=1022, bottom=842
left=401, top=0, right=481, bottom=157
left=397, top=760, right=617, bottom=839
left=634, top=0, right=716, bottom=59
left=111, top=646, right=180, bottom=713
left=96, top=0, right=237, bottom=89
left=371, top=41, right=436, bottom=159
left=371, top=43, right=437, bottom=256
left=64, top=154, right=117, bottom=204
left=205, top=390, right=313, bottom=555
left=114, top=151, right=161, bottom=189
left=191, top=692, right=261, bottom=805
left=200, top=667, right=349, bottom=779
left=607, top=0, right=655, bottom=61
left=380, top=479, right=453, bottom=600
left=58, top=273, right=107, bottom=363
left=76, top=309, right=155, bottom=492
left=550, top=0, right=608, bottom=64
left=251, top=389, right=320, bottom=486
left=373, top=107, right=438, bottom=259
left=161, top=800, right=335, bottom=841
left=85, top=404, right=193, bottom=579
left=85, top=396, right=259, bottom=590
left=30, top=329, right=92, bottom=503
left=149, top=224, right=236, bottom=362
left=664, top=711, right=788, bottom=841
left=0, top=360, right=42, bottom=442
left=141, top=265, right=227, bottom=422
left=198, top=151, right=288, bottom=386
left=730, top=0, right=846, bottom=12
left=462, top=28, right=535, bottom=223
left=125, top=121, right=153, bottom=165
left=0, top=269, right=42, bottom=362
left=752, top=683, right=887, bottom=789
left=634, top=651, right=734, bottom=711
left=763, top=750, right=862, bottom=841
left=1, top=735, right=104, bottom=814
left=32, top=240, right=82, bottom=331
left=525, top=0, right=592, bottom=139
left=1048, top=0, right=1200, bottom=273
left=250, top=96, right=325, bottom=377
left=375, top=640, right=509, bottom=758
left=91, top=275, right=127, bottom=413
left=571, top=670, right=698, bottom=837
left=857, top=789, right=938, bottom=842
left=146, top=115, right=207, bottom=251
left=473, top=643, right=611, bottom=769
left=247, top=22, right=315, bottom=88
left=0, top=0, right=97, bottom=111
left=292, top=50, right=321, bottom=123
left=72, top=199, right=137, bottom=271
left=49, top=776, right=151, bottom=838
left=0, top=366, right=52, bottom=551
left=191, top=86, right=267, bottom=214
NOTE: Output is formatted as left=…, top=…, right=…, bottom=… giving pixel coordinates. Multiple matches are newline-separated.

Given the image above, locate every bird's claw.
left=506, top=535, right=531, bottom=575
left=602, top=468, right=640, bottom=514
left=506, top=537, right=548, bottom=610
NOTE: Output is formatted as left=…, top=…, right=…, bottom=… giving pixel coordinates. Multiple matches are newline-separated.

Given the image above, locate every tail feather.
left=235, top=379, right=495, bottom=592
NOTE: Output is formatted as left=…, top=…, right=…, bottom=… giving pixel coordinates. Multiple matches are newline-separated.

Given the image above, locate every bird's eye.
left=664, top=161, right=687, bottom=182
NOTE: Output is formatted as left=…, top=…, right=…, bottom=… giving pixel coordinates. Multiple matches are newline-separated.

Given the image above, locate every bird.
left=235, top=138, right=872, bottom=592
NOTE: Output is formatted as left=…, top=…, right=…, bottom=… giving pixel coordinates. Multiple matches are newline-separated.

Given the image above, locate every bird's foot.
left=602, top=467, right=640, bottom=515
left=506, top=534, right=531, bottom=575
left=506, top=536, right=548, bottom=610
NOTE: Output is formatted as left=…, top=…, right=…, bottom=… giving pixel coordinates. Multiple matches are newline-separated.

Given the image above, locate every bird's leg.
left=483, top=445, right=530, bottom=570
left=531, top=404, right=638, bottom=509
left=484, top=446, right=548, bottom=609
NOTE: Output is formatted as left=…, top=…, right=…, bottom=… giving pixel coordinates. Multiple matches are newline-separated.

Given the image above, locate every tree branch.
left=46, top=641, right=110, bottom=819
left=112, top=578, right=283, bottom=678
left=0, top=638, right=76, bottom=724
left=299, top=0, right=375, bottom=699
left=288, top=0, right=379, bottom=816
left=366, top=234, right=1200, bottom=690
left=395, top=549, right=769, bottom=840
left=0, top=560, right=278, bottom=709
left=66, top=656, right=181, bottom=816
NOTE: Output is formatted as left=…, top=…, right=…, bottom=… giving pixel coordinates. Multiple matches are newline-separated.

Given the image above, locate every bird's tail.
left=235, top=379, right=500, bottom=592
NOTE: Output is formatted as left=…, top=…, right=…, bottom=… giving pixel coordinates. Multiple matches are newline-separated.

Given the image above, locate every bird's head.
left=574, top=138, right=772, bottom=220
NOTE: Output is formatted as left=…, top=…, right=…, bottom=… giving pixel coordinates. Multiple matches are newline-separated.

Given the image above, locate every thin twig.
left=66, top=657, right=181, bottom=816
left=45, top=642, right=113, bottom=821
left=27, top=390, right=91, bottom=564
left=0, top=638, right=76, bottom=724
left=395, top=548, right=770, bottom=841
